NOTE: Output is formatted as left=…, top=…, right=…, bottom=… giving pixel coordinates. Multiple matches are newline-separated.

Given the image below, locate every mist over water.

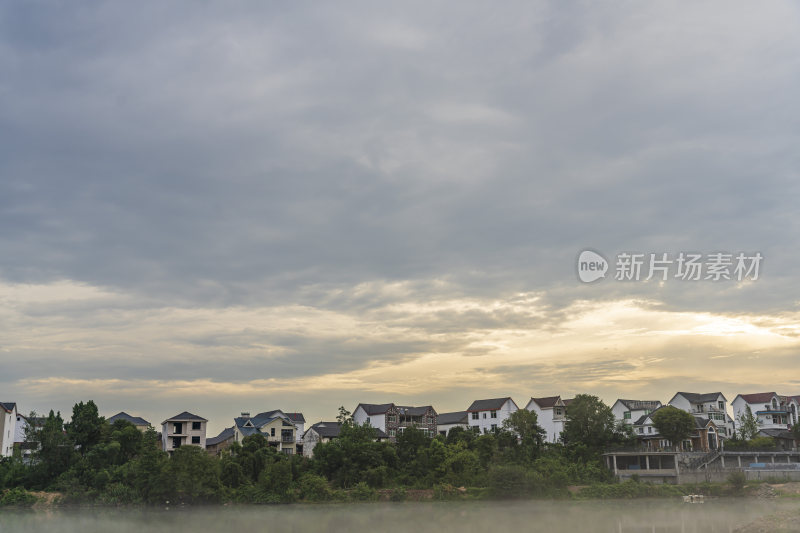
left=1, top=500, right=796, bottom=533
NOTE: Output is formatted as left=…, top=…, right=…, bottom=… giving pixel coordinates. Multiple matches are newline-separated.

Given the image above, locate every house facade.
left=436, top=411, right=469, bottom=436
left=353, top=403, right=437, bottom=441
left=233, top=411, right=297, bottom=454
left=466, top=398, right=518, bottom=434
left=108, top=412, right=151, bottom=431
left=161, top=412, right=207, bottom=453
left=612, top=399, right=662, bottom=425
left=302, top=421, right=389, bottom=458
left=526, top=396, right=568, bottom=443
left=0, top=402, right=17, bottom=457
left=206, top=426, right=235, bottom=456
left=732, top=392, right=795, bottom=432
left=668, top=392, right=734, bottom=440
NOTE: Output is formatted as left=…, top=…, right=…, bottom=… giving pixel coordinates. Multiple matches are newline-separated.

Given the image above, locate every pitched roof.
left=758, top=428, right=796, bottom=440
left=397, top=405, right=435, bottom=416
left=162, top=411, right=207, bottom=423
left=308, top=421, right=342, bottom=439
left=206, top=426, right=235, bottom=446
left=108, top=412, right=150, bottom=427
left=673, top=392, right=725, bottom=404
left=467, top=398, right=514, bottom=412
left=0, top=402, right=16, bottom=413
left=737, top=392, right=779, bottom=404
left=356, top=403, right=395, bottom=415
left=285, top=412, right=305, bottom=423
left=617, top=399, right=661, bottom=411
left=437, top=411, right=468, bottom=425
left=529, top=396, right=562, bottom=409
left=563, top=398, right=574, bottom=406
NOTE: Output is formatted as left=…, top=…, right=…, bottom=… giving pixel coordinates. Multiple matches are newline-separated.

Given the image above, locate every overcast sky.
left=2, top=2, right=800, bottom=435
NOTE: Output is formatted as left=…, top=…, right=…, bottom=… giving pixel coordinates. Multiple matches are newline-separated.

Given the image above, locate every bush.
left=389, top=487, right=407, bottom=501
left=296, top=473, right=331, bottom=502
left=1, top=487, right=38, bottom=507
left=350, top=481, right=378, bottom=501
left=727, top=471, right=746, bottom=493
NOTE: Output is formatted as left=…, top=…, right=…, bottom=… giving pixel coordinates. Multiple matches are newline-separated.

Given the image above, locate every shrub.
left=389, top=487, right=407, bottom=501
left=1, top=487, right=38, bottom=507
left=296, top=473, right=331, bottom=502
left=350, top=481, right=378, bottom=501
left=727, top=471, right=746, bottom=494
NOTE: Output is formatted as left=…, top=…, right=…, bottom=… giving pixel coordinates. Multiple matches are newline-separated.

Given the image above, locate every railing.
left=281, top=435, right=294, bottom=443
left=687, top=450, right=720, bottom=470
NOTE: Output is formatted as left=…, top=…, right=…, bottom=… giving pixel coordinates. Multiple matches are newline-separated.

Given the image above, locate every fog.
left=1, top=500, right=796, bottom=533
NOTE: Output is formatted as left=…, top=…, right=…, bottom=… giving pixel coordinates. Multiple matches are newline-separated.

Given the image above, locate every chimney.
left=241, top=412, right=250, bottom=419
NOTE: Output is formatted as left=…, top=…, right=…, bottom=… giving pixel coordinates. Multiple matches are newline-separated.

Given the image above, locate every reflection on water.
left=0, top=499, right=797, bottom=532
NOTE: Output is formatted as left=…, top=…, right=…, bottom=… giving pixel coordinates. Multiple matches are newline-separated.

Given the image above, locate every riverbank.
left=5, top=480, right=800, bottom=509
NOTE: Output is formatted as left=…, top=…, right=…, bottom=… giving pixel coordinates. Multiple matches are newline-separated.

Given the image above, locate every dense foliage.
left=0, top=399, right=631, bottom=505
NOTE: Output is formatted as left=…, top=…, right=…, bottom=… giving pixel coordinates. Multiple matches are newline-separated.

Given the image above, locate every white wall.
left=525, top=399, right=564, bottom=443
left=467, top=399, right=517, bottom=434
left=353, top=406, right=387, bottom=433
left=0, top=407, right=15, bottom=457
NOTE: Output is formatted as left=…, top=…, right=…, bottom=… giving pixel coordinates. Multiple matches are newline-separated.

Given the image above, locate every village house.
left=668, top=392, right=734, bottom=440
left=525, top=396, right=570, bottom=443
left=206, top=426, right=235, bottom=456
left=1, top=402, right=17, bottom=457
left=233, top=411, right=298, bottom=454
left=352, top=403, right=437, bottom=441
left=301, top=421, right=388, bottom=458
left=466, top=398, right=518, bottom=434
left=108, top=412, right=151, bottom=431
left=611, top=399, right=662, bottom=425
left=633, top=406, right=720, bottom=451
left=161, top=412, right=207, bottom=454
left=732, top=392, right=795, bottom=432
left=436, top=411, right=469, bottom=436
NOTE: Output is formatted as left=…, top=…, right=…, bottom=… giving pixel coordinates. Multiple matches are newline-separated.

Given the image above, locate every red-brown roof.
left=530, top=396, right=561, bottom=408
left=738, top=392, right=778, bottom=404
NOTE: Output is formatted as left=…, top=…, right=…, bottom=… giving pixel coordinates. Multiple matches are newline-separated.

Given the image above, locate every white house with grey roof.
left=466, top=398, right=518, bottom=434
left=161, top=411, right=207, bottom=453
left=437, top=411, right=469, bottom=436
left=668, top=392, right=734, bottom=440
left=611, top=399, right=662, bottom=426
left=1, top=402, right=17, bottom=457
left=525, top=396, right=569, bottom=443
left=108, top=412, right=151, bottom=432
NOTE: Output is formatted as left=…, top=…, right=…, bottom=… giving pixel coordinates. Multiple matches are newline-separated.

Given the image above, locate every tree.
left=29, top=410, right=75, bottom=488
left=66, top=401, right=105, bottom=454
left=501, top=409, right=545, bottom=463
left=737, top=405, right=759, bottom=441
left=561, top=394, right=617, bottom=452
left=651, top=407, right=696, bottom=450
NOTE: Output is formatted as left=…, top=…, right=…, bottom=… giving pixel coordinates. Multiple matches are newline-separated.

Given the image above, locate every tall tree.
left=561, top=394, right=617, bottom=452
left=67, top=400, right=105, bottom=454
left=651, top=407, right=696, bottom=450
left=502, top=408, right=545, bottom=462
left=737, top=405, right=759, bottom=441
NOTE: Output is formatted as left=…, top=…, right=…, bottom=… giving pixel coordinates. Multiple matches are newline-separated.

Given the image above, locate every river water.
left=0, top=499, right=797, bottom=532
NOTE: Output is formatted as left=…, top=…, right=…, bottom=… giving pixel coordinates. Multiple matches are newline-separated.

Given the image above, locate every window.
left=555, top=408, right=562, bottom=416
left=482, top=413, right=487, bottom=419
left=387, top=415, right=397, bottom=423
left=173, top=422, right=183, bottom=434
left=648, top=427, right=652, bottom=433
left=490, top=410, right=497, bottom=419
left=366, top=417, right=370, bottom=425
left=191, top=436, right=200, bottom=444
left=192, top=421, right=201, bottom=430
left=623, top=411, right=631, bottom=420
left=471, top=412, right=479, bottom=420
left=637, top=427, right=643, bottom=434
left=389, top=429, right=396, bottom=437
left=472, top=425, right=479, bottom=431
left=718, top=401, right=725, bottom=410
left=491, top=424, right=497, bottom=431
left=271, top=427, right=275, bottom=437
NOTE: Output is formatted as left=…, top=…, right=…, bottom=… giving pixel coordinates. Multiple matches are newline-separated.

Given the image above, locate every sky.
left=1, top=1, right=799, bottom=436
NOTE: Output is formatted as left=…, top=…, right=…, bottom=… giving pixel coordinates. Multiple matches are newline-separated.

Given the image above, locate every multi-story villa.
left=526, top=396, right=569, bottom=443
left=161, top=411, right=207, bottom=453
left=436, top=411, right=469, bottom=436
left=352, top=403, right=437, bottom=441
left=668, top=392, right=734, bottom=440
left=633, top=406, right=720, bottom=451
left=1, top=402, right=17, bottom=457
left=233, top=411, right=298, bottom=454
left=108, top=412, right=151, bottom=431
left=465, top=398, right=518, bottom=434
left=732, top=392, right=795, bottom=432
left=611, top=399, right=662, bottom=425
